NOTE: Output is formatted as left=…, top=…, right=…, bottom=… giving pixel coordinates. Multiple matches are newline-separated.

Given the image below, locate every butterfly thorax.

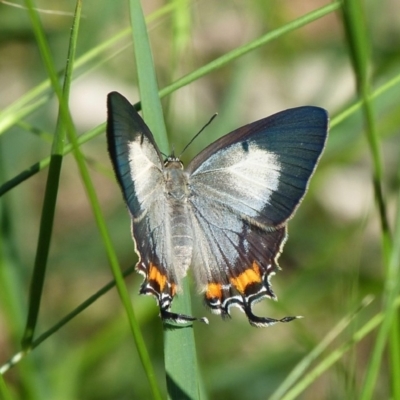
left=163, top=159, right=193, bottom=280
left=163, top=159, right=188, bottom=201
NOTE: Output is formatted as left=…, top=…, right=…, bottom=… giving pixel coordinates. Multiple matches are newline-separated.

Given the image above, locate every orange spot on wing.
left=148, top=263, right=167, bottom=291
left=230, top=261, right=262, bottom=294
left=206, top=283, right=223, bottom=300
left=170, top=283, right=177, bottom=296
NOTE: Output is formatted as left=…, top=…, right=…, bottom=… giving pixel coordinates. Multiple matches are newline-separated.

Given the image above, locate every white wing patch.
left=191, top=142, right=281, bottom=218
left=225, top=145, right=281, bottom=209
left=128, top=138, right=163, bottom=205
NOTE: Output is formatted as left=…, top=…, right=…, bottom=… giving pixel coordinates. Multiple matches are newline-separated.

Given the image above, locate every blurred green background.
left=1, top=0, right=400, bottom=399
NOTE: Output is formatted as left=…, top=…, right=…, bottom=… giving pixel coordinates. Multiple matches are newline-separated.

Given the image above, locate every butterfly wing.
left=186, top=106, right=328, bottom=326
left=107, top=92, right=179, bottom=316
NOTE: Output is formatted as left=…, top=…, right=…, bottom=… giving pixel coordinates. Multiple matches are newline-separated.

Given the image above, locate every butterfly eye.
left=164, top=157, right=183, bottom=168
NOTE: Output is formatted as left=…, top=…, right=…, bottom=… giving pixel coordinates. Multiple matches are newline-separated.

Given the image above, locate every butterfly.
left=106, top=91, right=328, bottom=327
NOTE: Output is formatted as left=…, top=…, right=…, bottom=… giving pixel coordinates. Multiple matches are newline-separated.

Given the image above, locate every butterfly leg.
left=243, top=302, right=300, bottom=328
left=160, top=307, right=209, bottom=325
left=141, top=283, right=208, bottom=325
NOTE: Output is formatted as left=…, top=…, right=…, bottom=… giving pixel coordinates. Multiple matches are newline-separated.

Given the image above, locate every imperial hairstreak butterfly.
left=106, top=91, right=328, bottom=327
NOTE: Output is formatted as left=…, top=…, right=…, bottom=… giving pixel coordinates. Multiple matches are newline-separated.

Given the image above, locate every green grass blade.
left=0, top=3, right=179, bottom=137
left=0, top=159, right=20, bottom=393
left=0, top=265, right=136, bottom=375
left=128, top=0, right=168, bottom=152
left=280, top=296, right=400, bottom=400
left=341, top=0, right=389, bottom=238
left=381, top=173, right=400, bottom=399
left=270, top=296, right=374, bottom=400
left=128, top=0, right=201, bottom=398
left=169, top=0, right=191, bottom=82
left=0, top=122, right=105, bottom=197
left=331, top=72, right=400, bottom=128
left=21, top=0, right=82, bottom=348
left=341, top=0, right=397, bottom=398
left=0, top=95, right=52, bottom=136
left=163, top=279, right=205, bottom=400
left=390, top=320, right=400, bottom=399
left=358, top=171, right=400, bottom=399
left=159, top=1, right=341, bottom=99
left=0, top=373, right=14, bottom=400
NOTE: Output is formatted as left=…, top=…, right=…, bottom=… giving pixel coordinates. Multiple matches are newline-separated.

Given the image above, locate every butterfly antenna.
left=178, top=113, right=218, bottom=158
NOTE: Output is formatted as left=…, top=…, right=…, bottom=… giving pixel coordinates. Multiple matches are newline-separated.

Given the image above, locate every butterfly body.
left=107, top=91, right=329, bottom=327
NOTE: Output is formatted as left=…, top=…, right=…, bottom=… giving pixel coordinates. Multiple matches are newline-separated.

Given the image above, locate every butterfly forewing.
left=187, top=107, right=328, bottom=227
left=107, top=91, right=164, bottom=218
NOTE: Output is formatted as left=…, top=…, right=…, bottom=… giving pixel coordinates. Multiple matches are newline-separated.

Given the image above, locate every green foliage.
left=1, top=0, right=400, bottom=399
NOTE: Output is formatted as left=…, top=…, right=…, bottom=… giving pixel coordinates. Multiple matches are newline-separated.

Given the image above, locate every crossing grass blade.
left=341, top=0, right=400, bottom=398
left=21, top=0, right=82, bottom=349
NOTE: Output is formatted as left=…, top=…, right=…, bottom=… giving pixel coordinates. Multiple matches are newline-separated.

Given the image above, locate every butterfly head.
left=164, top=155, right=184, bottom=169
